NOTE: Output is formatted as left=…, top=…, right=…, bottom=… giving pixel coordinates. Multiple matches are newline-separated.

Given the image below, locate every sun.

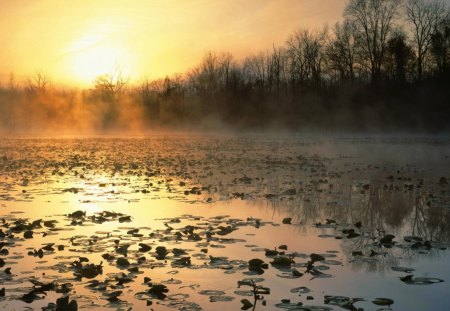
left=71, top=46, right=126, bottom=82
left=65, top=33, right=134, bottom=85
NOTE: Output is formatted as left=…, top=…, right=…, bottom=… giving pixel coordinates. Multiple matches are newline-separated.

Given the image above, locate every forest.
left=1, top=0, right=450, bottom=133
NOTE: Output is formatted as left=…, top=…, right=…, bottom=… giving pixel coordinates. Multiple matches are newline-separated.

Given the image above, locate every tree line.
left=1, top=0, right=450, bottom=132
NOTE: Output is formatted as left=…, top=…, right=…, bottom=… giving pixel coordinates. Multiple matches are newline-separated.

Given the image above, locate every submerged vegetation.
left=1, top=0, right=450, bottom=133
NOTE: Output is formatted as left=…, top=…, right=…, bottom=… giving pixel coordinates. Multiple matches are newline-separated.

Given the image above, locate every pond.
left=0, top=134, right=449, bottom=310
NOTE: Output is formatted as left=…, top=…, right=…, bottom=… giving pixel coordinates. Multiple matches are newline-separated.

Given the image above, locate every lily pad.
left=400, top=275, right=444, bottom=285
left=391, top=266, right=415, bottom=273
left=372, top=298, right=394, bottom=306
left=290, top=287, right=311, bottom=294
left=209, top=295, right=235, bottom=302
left=275, top=302, right=332, bottom=310
left=198, top=290, right=225, bottom=296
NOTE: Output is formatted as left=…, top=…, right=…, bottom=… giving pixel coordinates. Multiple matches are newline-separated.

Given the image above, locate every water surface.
left=0, top=135, right=449, bottom=310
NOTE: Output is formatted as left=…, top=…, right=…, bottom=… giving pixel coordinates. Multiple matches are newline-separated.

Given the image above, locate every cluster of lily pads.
left=0, top=137, right=449, bottom=310
left=314, top=217, right=448, bottom=284
left=2, top=204, right=445, bottom=310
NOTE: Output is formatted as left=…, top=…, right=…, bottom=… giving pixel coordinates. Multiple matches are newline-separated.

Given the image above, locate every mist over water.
left=0, top=135, right=449, bottom=310
left=1, top=0, right=450, bottom=310
left=1, top=86, right=449, bottom=136
left=0, top=88, right=146, bottom=135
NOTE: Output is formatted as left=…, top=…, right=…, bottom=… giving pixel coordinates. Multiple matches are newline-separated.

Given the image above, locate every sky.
left=0, top=0, right=348, bottom=86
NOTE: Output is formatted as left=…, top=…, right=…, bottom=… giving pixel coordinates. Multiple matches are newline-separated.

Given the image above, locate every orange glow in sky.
left=66, top=32, right=134, bottom=82
left=0, top=0, right=347, bottom=86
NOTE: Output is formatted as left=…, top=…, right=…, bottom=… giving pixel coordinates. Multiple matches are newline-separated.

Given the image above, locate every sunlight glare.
left=69, top=45, right=132, bottom=84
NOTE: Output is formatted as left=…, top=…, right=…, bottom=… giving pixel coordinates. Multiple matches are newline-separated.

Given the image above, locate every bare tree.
left=406, top=0, right=449, bottom=80
left=8, top=72, right=17, bottom=91
left=286, top=27, right=328, bottom=87
left=327, top=20, right=358, bottom=82
left=244, top=52, right=269, bottom=90
left=385, top=29, right=414, bottom=83
left=345, top=0, right=401, bottom=84
left=26, top=71, right=50, bottom=93
left=188, top=52, right=234, bottom=97
left=268, top=45, right=289, bottom=96
left=93, top=65, right=128, bottom=101
left=431, top=16, right=450, bottom=74
left=138, top=78, right=154, bottom=110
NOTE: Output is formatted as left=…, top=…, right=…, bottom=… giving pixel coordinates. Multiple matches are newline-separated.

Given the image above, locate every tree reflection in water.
left=250, top=180, right=450, bottom=273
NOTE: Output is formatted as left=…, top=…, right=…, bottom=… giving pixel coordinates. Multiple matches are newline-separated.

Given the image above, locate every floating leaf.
left=290, top=287, right=311, bottom=294
left=391, top=266, right=415, bottom=273
left=372, top=298, right=394, bottom=306
left=198, top=290, right=225, bottom=296
left=210, top=295, right=235, bottom=302
left=400, top=275, right=444, bottom=285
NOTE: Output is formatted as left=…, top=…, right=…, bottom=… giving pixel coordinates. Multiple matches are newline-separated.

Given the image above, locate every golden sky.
left=0, top=0, right=347, bottom=86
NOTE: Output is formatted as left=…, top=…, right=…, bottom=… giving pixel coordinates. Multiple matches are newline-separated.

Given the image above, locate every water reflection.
left=258, top=183, right=449, bottom=237
left=258, top=181, right=450, bottom=275
left=0, top=136, right=449, bottom=310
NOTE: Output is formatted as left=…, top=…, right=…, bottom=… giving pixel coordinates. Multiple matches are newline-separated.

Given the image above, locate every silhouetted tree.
left=406, top=0, right=449, bottom=81
left=94, top=68, right=128, bottom=102
left=3, top=0, right=450, bottom=133
left=345, top=0, right=401, bottom=84
left=8, top=72, right=17, bottom=92
left=386, top=30, right=414, bottom=83
left=431, top=17, right=450, bottom=76
left=244, top=52, right=270, bottom=91
left=187, top=52, right=235, bottom=116
left=327, top=20, right=358, bottom=82
left=286, top=27, right=328, bottom=87
left=268, top=46, right=289, bottom=96
left=26, top=71, right=50, bottom=93
left=91, top=66, right=128, bottom=130
left=138, top=78, right=160, bottom=121
left=188, top=52, right=233, bottom=98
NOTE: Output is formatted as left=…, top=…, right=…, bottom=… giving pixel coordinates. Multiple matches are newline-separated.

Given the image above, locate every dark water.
left=0, top=135, right=449, bottom=310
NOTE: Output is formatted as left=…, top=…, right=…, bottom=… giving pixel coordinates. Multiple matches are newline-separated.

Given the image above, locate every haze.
left=0, top=0, right=347, bottom=86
